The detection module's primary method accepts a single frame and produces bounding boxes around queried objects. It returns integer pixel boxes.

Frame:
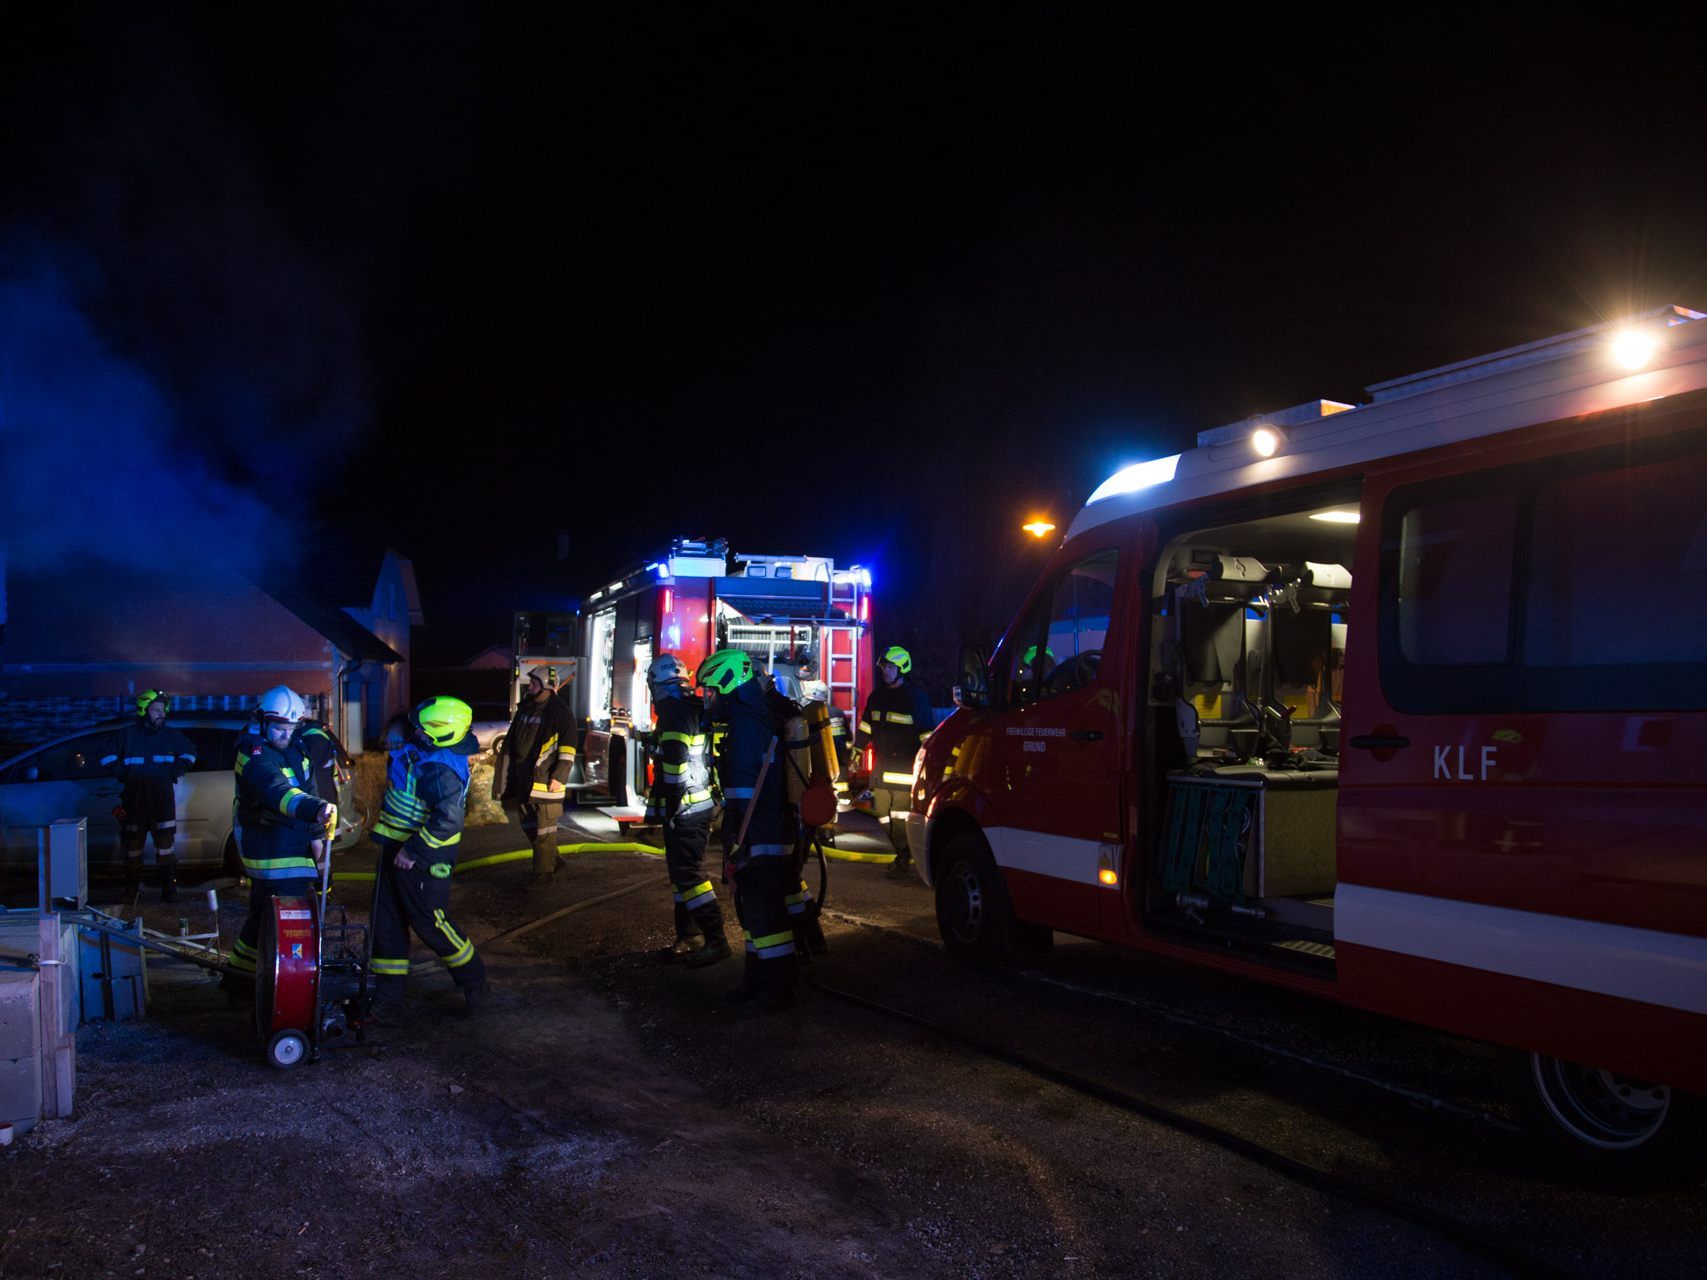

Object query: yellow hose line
[822,848,897,864]
[332,839,665,883]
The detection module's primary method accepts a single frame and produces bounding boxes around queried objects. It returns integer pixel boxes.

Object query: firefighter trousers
[228,875,315,980]
[734,854,797,997]
[370,855,486,993]
[508,800,563,876]
[120,777,178,854]
[869,784,912,863]
[664,811,722,941]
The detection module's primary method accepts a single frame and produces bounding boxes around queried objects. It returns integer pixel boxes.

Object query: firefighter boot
[368,978,406,1026]
[685,932,732,968]
[159,855,179,903]
[462,979,494,1017]
[666,902,702,959]
[743,955,799,1015]
[122,855,143,900]
[802,908,829,957]
[726,952,760,1003]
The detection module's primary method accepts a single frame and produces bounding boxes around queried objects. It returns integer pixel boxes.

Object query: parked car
[0,715,361,876]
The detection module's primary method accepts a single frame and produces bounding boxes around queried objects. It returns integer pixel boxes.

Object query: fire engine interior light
[860,596,870,623]
[1308,509,1361,524]
[1250,426,1285,457]
[1098,868,1119,886]
[662,587,673,615]
[1610,327,1660,371]
[1097,847,1118,886]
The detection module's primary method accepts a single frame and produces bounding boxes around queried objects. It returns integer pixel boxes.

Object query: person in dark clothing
[494,667,579,881]
[225,686,333,984]
[370,696,490,1017]
[853,645,933,879]
[698,648,797,1012]
[100,689,197,901]
[644,654,729,965]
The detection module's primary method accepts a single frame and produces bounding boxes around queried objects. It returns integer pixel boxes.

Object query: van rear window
[1380,423,1707,712]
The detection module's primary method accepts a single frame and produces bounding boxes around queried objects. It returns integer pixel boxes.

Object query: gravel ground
[0,816,1701,1278]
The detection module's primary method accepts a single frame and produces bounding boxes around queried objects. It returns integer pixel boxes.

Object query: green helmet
[413,695,473,747]
[881,645,912,675]
[135,688,168,716]
[696,649,753,695]
[1023,644,1055,666]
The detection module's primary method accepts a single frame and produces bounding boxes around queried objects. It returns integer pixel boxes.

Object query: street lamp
[1022,519,1056,539]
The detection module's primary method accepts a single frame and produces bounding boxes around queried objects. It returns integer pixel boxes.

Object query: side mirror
[953,643,991,710]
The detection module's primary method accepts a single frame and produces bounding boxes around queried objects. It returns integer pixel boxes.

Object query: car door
[0,730,126,871]
[985,545,1132,938]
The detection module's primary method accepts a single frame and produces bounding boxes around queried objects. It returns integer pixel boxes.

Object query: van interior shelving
[1142,493,1362,973]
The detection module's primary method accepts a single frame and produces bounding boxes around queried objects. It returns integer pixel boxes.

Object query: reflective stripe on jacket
[646,691,715,820]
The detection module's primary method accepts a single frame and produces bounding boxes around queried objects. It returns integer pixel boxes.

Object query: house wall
[343,552,413,737]
[0,561,336,750]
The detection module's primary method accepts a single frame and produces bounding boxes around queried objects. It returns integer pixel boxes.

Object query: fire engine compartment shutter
[717,593,850,623]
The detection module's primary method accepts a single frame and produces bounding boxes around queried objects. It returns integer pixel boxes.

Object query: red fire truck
[912,307,1707,1178]
[573,537,874,812]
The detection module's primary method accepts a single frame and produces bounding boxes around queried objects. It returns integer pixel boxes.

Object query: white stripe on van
[985,828,1103,887]
[1335,883,1707,1016]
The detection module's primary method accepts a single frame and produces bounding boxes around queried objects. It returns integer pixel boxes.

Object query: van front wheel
[934,832,1013,967]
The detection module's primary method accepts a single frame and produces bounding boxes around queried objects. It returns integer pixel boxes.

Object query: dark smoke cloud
[0,14,371,581]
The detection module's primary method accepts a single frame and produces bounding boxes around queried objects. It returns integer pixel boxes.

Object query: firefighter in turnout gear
[699,648,798,1012]
[644,654,729,965]
[101,689,197,901]
[854,645,933,879]
[226,687,333,985]
[370,696,490,1017]
[495,666,579,880]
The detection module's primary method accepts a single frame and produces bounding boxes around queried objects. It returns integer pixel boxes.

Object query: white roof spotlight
[1609,325,1662,372]
[1250,424,1287,457]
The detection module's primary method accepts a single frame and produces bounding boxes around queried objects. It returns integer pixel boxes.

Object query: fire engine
[912,307,1707,1178]
[571,537,874,814]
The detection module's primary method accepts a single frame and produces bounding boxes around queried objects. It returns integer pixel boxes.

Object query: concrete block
[0,1054,41,1129]
[0,969,39,1057]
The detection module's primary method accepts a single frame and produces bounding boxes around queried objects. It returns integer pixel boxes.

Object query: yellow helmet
[412,695,473,747]
[135,688,169,716]
[881,646,912,676]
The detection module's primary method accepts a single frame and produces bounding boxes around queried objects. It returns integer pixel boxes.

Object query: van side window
[1009,549,1120,704]
[1380,426,1707,712]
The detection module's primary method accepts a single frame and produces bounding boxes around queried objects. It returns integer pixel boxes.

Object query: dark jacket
[101,720,196,788]
[715,679,792,858]
[233,731,325,879]
[375,732,479,874]
[494,692,578,804]
[645,691,715,822]
[854,678,934,783]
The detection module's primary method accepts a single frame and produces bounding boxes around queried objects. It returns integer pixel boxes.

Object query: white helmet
[647,653,691,687]
[257,685,308,725]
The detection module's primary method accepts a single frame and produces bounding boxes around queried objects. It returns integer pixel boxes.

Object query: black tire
[1506,1049,1707,1188]
[266,1029,308,1070]
[934,831,1014,967]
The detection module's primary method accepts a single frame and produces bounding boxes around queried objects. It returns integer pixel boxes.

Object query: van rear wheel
[934,832,1013,967]
[1508,1050,1707,1187]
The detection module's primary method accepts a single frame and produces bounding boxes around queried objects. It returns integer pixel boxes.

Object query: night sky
[3,8,1705,690]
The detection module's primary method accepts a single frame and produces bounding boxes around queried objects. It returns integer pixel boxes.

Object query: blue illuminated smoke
[0,250,291,576]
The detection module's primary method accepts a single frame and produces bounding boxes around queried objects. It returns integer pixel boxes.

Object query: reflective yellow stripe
[660,731,706,746]
[373,819,415,842]
[371,957,410,976]
[886,712,914,724]
[420,828,461,850]
[232,938,258,960]
[557,748,576,760]
[227,951,256,973]
[540,734,559,758]
[858,721,872,734]
[684,789,713,805]
[881,771,916,786]
[750,930,793,950]
[278,787,310,816]
[662,761,687,775]
[434,910,476,967]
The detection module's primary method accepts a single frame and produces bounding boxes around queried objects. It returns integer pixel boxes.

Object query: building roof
[252,577,404,664]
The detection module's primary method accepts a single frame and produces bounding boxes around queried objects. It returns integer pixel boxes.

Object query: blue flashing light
[1086,454,1181,504]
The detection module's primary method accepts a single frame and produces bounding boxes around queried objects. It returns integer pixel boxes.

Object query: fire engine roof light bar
[1086,454,1181,505]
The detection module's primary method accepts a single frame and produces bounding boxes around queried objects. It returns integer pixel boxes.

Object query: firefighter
[853,645,934,880]
[495,666,579,881]
[698,648,797,1011]
[644,654,729,965]
[225,687,333,986]
[100,690,197,901]
[369,696,490,1017]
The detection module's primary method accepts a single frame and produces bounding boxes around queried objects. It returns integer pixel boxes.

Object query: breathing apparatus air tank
[803,700,841,783]
[782,713,813,806]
